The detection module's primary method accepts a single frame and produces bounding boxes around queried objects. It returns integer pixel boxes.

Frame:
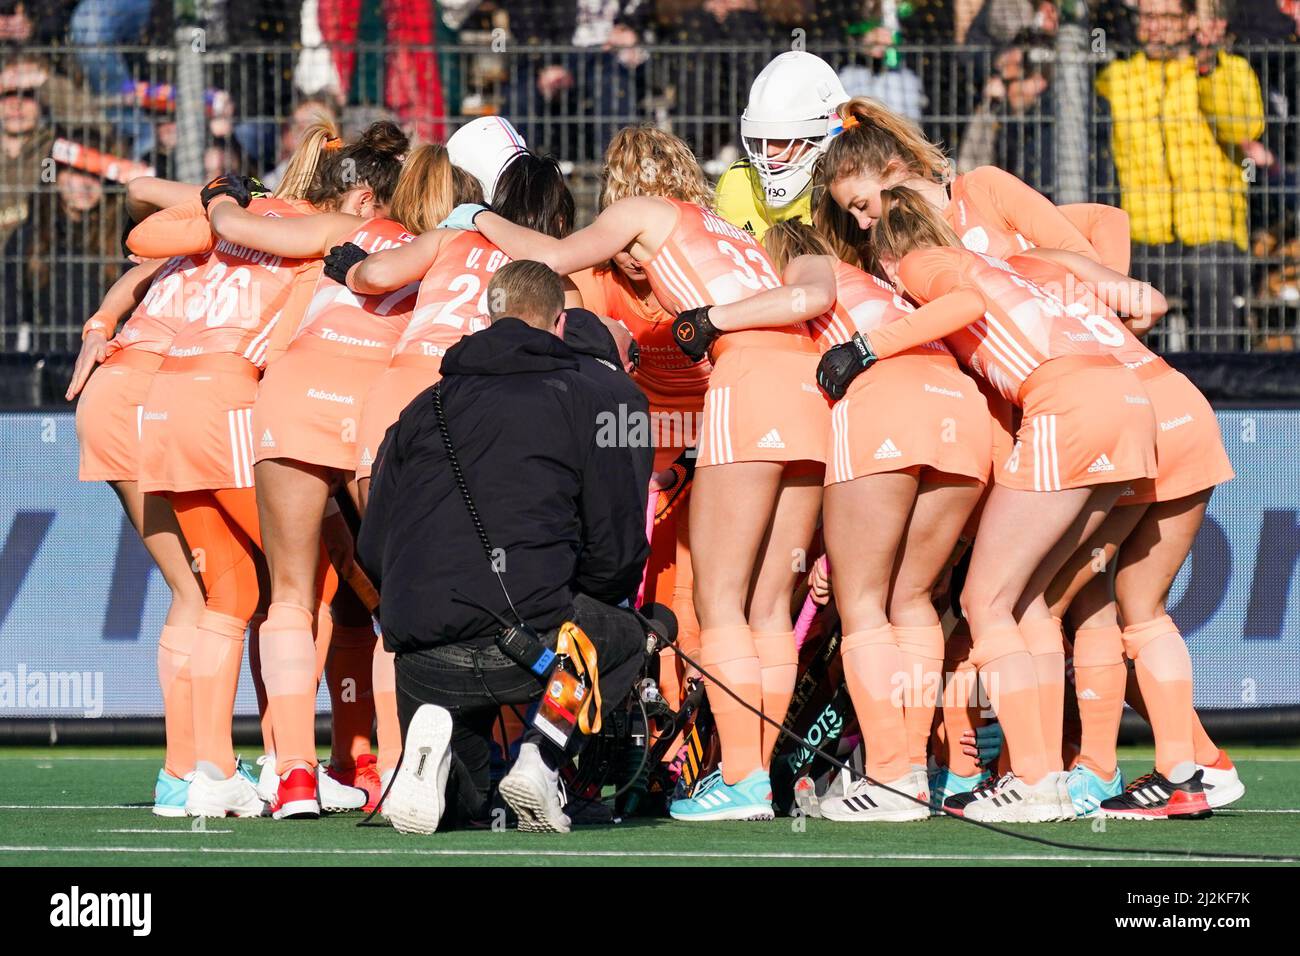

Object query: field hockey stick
[794,556,829,650]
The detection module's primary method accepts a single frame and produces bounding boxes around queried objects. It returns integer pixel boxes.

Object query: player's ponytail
[822,97,949,188]
[273,115,342,201]
[761,219,837,273]
[872,185,963,264]
[388,143,483,234]
[309,119,409,210]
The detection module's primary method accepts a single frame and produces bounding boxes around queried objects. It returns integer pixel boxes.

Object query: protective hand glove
[437,203,489,230]
[816,331,877,400]
[242,175,271,200]
[323,242,369,286]
[672,306,718,363]
[201,173,251,211]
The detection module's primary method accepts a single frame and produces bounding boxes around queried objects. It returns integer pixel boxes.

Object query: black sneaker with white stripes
[1099,768,1212,820]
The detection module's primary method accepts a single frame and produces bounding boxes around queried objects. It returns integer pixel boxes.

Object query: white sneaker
[255,754,278,804]
[185,770,265,818]
[1198,755,1246,809]
[384,705,453,835]
[500,742,571,833]
[820,773,929,823]
[962,772,1070,823]
[377,768,395,816]
[317,765,368,812]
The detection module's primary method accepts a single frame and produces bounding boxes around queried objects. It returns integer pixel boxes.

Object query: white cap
[446,116,528,203]
[741,52,850,210]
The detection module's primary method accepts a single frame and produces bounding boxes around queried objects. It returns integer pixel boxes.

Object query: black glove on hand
[672,306,718,363]
[242,175,271,200]
[817,332,878,400]
[323,242,369,286]
[201,174,251,211]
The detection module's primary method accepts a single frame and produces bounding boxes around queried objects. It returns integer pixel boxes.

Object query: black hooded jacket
[357,318,650,653]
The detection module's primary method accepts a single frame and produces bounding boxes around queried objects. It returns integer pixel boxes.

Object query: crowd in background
[0,0,1298,353]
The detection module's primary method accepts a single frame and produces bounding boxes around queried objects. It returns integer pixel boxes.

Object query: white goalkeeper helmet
[741,51,850,210]
[446,116,527,203]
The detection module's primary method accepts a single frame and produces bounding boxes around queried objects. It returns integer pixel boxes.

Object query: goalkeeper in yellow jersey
[715,51,850,239]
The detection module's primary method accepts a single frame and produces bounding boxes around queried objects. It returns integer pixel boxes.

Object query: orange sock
[314,601,333,683]
[247,614,275,756]
[752,630,797,769]
[699,625,763,784]
[942,623,983,778]
[1123,615,1194,777]
[971,623,1050,784]
[190,610,247,778]
[895,624,944,768]
[1192,713,1221,766]
[261,602,319,775]
[1022,616,1066,773]
[327,623,377,769]
[1072,624,1126,779]
[841,624,911,783]
[372,639,401,774]
[157,623,196,778]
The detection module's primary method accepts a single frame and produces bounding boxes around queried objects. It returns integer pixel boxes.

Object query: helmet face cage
[742,132,829,210]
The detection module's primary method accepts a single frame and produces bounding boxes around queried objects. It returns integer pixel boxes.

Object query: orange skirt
[76,348,164,481]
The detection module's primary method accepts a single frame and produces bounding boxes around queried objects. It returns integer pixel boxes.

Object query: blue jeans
[71,0,156,156]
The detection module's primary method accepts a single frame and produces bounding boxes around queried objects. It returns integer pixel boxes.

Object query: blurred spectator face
[0,3,33,42]
[1033,1,1059,34]
[1138,0,1195,57]
[57,168,103,216]
[1,60,45,137]
[283,101,335,157]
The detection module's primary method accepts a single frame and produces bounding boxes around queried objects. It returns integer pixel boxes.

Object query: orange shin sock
[1072,624,1126,779]
[895,624,944,769]
[1192,713,1221,766]
[699,626,763,784]
[372,640,401,775]
[971,624,1050,784]
[190,610,248,778]
[314,602,333,683]
[327,623,377,769]
[752,631,797,769]
[261,602,320,775]
[1124,615,1195,777]
[841,625,912,783]
[247,614,275,756]
[942,624,983,778]
[1022,617,1066,773]
[157,623,197,778]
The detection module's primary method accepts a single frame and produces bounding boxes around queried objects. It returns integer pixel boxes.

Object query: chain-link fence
[1,38,1297,354]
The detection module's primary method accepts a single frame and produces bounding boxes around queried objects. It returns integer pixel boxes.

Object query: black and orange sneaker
[1099,768,1212,820]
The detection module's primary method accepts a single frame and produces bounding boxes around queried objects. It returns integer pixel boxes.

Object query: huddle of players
[69,49,1244,826]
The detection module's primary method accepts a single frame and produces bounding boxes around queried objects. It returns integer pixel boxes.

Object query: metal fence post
[1054,13,1091,205]
[173,1,206,184]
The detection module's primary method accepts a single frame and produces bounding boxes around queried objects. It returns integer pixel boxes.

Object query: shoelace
[1125,770,1159,794]
[976,772,1015,797]
[691,768,724,797]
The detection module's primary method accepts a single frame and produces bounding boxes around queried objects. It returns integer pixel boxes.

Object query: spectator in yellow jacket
[1096,0,1265,350]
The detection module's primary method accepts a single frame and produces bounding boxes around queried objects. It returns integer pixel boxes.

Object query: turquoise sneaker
[1067,764,1123,817]
[669,767,775,822]
[928,766,990,814]
[235,756,260,789]
[152,768,191,818]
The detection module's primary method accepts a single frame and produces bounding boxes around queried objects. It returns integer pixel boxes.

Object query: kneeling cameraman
[358,261,651,833]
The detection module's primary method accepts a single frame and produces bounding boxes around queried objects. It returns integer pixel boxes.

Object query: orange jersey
[946,167,1100,263]
[810,260,951,358]
[898,246,1121,403]
[163,198,319,369]
[293,219,419,356]
[391,231,509,363]
[103,254,205,359]
[598,267,712,400]
[639,198,813,354]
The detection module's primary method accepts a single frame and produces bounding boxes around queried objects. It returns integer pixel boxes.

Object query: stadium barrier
[0,39,1296,355]
[1,408,1297,742]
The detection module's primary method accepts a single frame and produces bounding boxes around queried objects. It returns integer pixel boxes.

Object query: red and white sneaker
[270,767,321,820]
[1198,750,1246,809]
[327,755,382,813]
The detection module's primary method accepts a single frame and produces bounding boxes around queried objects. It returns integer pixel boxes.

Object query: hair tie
[841,113,859,131]
[323,136,344,151]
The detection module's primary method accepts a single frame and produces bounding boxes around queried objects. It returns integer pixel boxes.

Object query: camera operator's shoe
[384,705,454,835]
[668,767,775,822]
[1066,764,1123,818]
[500,742,572,834]
[820,772,929,823]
